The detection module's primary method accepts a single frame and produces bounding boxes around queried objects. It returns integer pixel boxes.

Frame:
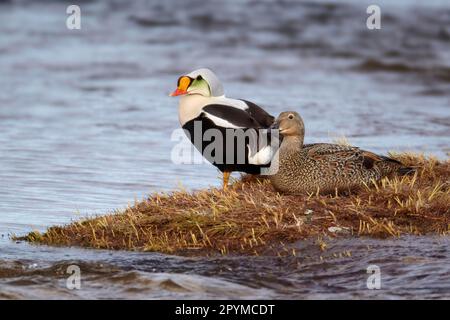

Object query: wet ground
[0,0,449,299]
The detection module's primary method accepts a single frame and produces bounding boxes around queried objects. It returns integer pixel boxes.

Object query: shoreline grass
[19,153,449,256]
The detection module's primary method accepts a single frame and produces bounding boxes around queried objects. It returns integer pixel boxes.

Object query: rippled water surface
[0,0,449,299]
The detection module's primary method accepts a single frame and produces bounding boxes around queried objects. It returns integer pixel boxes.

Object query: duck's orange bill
[170,88,188,96]
[170,76,191,96]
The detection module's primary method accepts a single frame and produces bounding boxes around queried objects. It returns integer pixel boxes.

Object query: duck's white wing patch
[202,104,261,129]
[246,130,274,165]
[178,95,249,127]
[203,112,245,129]
[247,145,274,165]
[213,97,249,111]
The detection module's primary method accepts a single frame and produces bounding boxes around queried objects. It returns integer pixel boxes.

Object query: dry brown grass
[19,153,449,256]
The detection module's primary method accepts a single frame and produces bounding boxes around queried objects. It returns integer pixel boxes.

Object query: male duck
[170,68,276,188]
[269,111,414,194]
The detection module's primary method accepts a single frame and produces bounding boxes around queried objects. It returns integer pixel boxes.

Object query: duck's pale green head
[170,68,224,97]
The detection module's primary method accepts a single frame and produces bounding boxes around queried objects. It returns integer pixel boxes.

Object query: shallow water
[1,236,449,299]
[0,0,449,299]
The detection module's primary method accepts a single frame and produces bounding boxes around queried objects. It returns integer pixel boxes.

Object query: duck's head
[170,68,224,98]
[271,111,305,137]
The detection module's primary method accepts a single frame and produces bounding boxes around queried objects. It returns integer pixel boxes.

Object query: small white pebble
[328,226,343,233]
[304,209,313,215]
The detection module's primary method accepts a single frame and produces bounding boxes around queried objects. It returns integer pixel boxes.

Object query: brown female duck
[269,111,414,194]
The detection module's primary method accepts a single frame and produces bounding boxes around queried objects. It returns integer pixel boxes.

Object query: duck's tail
[377,155,416,176]
[397,166,416,176]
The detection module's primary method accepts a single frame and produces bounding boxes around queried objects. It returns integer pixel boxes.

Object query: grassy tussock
[20,153,449,256]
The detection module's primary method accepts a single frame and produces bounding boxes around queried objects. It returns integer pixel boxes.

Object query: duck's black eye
[196,75,202,80]
[288,114,294,120]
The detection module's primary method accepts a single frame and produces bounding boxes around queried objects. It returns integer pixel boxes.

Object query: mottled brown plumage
[269,112,413,194]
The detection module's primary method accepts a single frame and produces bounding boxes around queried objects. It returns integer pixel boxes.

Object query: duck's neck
[280,135,304,152]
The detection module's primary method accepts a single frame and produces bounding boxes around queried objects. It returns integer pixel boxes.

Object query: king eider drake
[170,68,276,188]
